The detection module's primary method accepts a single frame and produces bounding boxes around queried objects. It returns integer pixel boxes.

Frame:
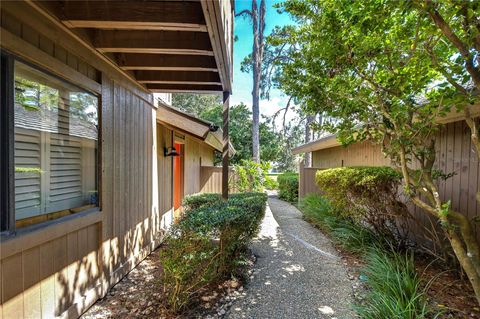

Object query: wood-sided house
[293,107,480,245]
[0,1,234,318]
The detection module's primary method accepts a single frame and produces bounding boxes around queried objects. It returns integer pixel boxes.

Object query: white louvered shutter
[48,133,83,212]
[14,128,42,219]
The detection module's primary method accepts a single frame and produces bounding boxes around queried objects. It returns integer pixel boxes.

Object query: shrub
[299,194,381,253]
[160,192,267,312]
[356,248,434,319]
[160,230,218,312]
[231,160,270,192]
[316,166,410,244]
[277,172,298,203]
[298,194,437,318]
[182,193,219,211]
[264,176,278,190]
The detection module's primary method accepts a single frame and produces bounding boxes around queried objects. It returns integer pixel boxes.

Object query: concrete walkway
[225,196,355,319]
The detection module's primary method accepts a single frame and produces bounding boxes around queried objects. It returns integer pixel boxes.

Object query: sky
[232,0,295,124]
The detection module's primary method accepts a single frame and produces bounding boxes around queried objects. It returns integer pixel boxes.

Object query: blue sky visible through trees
[233,0,294,125]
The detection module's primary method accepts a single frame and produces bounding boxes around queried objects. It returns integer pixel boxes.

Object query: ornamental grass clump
[356,248,434,319]
[160,192,267,313]
[316,166,411,245]
[299,194,438,318]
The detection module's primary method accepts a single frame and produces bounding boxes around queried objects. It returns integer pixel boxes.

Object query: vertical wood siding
[0,4,220,317]
[200,166,224,193]
[184,136,215,197]
[0,7,164,318]
[301,121,479,244]
[156,124,174,230]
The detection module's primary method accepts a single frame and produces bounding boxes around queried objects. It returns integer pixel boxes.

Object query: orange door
[173,143,183,209]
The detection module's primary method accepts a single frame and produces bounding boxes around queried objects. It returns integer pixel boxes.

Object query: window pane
[14,61,98,221]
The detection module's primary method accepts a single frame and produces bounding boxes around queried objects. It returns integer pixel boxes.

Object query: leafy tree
[171,93,222,116]
[171,94,285,166]
[413,0,480,201]
[271,0,480,303]
[205,103,283,165]
[15,77,59,111]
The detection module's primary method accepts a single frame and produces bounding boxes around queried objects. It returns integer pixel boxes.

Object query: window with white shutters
[13,61,98,222]
[14,128,42,220]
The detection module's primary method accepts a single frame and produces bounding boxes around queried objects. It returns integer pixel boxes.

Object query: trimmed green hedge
[182,193,219,211]
[278,172,298,203]
[315,166,409,243]
[160,192,267,312]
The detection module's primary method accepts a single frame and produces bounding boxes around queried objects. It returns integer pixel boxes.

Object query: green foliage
[299,194,437,318]
[232,159,270,192]
[277,172,298,203]
[180,193,267,235]
[264,176,278,190]
[356,248,434,319]
[171,94,296,168]
[182,193,220,211]
[271,0,480,302]
[159,230,219,312]
[171,93,222,118]
[299,194,381,253]
[316,167,409,243]
[160,192,267,313]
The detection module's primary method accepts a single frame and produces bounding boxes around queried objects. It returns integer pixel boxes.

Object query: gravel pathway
[225,196,356,319]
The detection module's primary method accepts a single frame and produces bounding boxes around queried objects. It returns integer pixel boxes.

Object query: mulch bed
[416,255,480,319]
[81,247,252,319]
[334,242,480,319]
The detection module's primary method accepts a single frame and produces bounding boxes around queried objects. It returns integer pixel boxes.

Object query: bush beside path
[225,195,355,319]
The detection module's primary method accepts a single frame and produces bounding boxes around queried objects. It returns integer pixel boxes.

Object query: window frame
[0,50,101,233]
[1,52,15,233]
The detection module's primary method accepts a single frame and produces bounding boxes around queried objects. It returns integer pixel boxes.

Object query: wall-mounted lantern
[164,146,180,157]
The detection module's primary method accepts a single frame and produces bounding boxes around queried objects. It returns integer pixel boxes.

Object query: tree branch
[235,9,253,19]
[425,0,480,89]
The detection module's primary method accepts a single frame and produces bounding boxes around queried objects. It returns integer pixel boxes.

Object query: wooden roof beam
[147,84,223,93]
[93,30,214,56]
[134,70,221,85]
[116,53,218,72]
[60,1,207,32]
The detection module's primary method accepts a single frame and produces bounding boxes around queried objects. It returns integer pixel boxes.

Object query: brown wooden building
[0,1,234,318]
[294,107,480,245]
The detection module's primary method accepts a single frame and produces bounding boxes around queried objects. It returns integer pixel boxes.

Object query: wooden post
[299,160,305,199]
[222,91,230,200]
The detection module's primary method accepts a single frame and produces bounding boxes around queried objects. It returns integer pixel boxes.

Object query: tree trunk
[250,0,265,164]
[398,145,480,305]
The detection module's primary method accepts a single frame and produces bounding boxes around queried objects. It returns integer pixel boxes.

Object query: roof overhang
[292,135,339,155]
[156,102,235,155]
[293,104,480,154]
[30,0,233,94]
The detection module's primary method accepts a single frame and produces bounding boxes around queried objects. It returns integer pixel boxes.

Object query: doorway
[173,142,184,210]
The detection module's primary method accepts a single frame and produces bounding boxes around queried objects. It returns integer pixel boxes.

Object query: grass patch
[356,248,435,319]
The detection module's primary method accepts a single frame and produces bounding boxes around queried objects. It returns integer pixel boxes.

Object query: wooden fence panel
[199,166,237,194]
